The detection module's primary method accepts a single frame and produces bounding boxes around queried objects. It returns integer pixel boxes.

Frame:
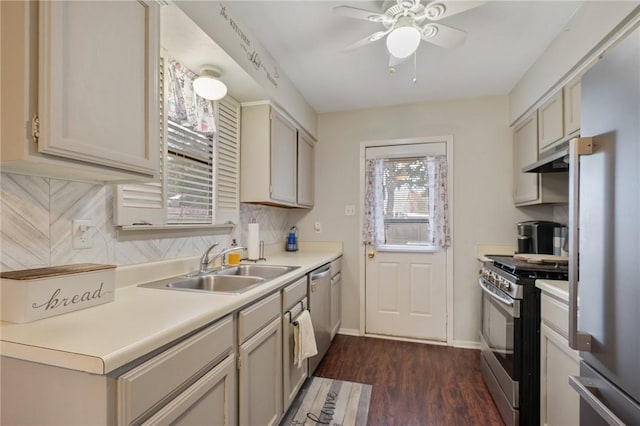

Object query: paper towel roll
[247,223,260,260]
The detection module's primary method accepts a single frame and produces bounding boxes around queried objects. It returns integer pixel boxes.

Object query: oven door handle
[478,278,513,307]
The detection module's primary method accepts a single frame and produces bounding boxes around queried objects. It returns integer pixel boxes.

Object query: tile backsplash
[0,173,295,272]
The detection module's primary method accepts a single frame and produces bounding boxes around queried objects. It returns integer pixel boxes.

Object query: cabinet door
[563,76,581,137]
[141,354,237,426]
[270,110,298,204]
[540,324,580,426]
[538,91,564,154]
[296,132,315,207]
[38,1,159,176]
[239,317,283,426]
[513,113,540,205]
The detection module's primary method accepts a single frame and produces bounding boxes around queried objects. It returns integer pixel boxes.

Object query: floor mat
[280,376,372,426]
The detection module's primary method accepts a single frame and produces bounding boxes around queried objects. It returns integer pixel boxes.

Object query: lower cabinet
[539,290,580,426]
[238,292,283,426]
[141,354,236,426]
[117,315,235,425]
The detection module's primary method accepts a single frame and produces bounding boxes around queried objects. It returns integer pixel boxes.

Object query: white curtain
[362,159,385,246]
[427,155,450,249]
[166,60,216,134]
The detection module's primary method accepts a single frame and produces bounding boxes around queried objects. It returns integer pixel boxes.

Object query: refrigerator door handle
[569,376,626,426]
[568,137,594,351]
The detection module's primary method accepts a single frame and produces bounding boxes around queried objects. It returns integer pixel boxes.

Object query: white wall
[509,2,639,124]
[293,96,553,346]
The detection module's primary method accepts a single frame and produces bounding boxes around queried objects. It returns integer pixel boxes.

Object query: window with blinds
[382,156,430,245]
[114,57,241,227]
[166,122,214,223]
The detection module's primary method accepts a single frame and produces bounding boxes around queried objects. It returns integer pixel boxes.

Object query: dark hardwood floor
[313,334,504,426]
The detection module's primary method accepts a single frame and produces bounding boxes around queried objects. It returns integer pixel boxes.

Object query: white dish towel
[294,309,318,368]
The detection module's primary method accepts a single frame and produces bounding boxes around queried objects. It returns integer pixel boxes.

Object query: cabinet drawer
[238,292,281,343]
[330,257,342,277]
[282,276,307,311]
[541,293,569,338]
[117,315,233,425]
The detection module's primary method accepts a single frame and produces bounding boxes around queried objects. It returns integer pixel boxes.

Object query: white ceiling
[165,1,584,114]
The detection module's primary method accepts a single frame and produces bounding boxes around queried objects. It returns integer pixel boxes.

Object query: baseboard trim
[453,340,481,350]
[336,328,360,337]
[336,331,481,350]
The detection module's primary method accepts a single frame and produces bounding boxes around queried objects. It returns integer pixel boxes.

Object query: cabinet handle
[367,250,375,259]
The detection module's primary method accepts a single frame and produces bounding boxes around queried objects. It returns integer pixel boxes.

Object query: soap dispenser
[286,227,298,252]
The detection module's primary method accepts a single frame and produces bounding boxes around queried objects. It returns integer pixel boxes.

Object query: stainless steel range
[479,255,568,426]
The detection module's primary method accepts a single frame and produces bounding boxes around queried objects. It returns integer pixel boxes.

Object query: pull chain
[413,51,417,83]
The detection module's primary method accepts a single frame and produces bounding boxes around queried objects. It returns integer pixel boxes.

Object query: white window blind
[215,96,241,224]
[114,56,166,226]
[166,121,214,223]
[114,56,241,228]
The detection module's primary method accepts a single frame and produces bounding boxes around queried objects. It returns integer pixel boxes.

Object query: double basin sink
[140,264,299,295]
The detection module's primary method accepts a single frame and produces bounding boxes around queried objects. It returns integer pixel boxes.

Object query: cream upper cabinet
[538,76,582,155]
[241,103,314,208]
[537,91,564,153]
[513,112,540,205]
[513,112,569,206]
[563,75,582,137]
[270,110,298,204]
[0,0,159,183]
[297,131,315,207]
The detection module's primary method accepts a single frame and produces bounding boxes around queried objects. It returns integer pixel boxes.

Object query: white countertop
[0,246,341,375]
[536,279,569,302]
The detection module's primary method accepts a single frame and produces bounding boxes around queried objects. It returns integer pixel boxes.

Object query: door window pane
[382,157,430,245]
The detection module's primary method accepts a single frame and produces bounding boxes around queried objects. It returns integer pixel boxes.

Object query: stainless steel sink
[140,274,265,294]
[139,264,299,294]
[215,264,299,279]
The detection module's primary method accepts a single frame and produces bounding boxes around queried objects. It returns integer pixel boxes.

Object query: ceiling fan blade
[333,5,389,24]
[421,23,466,48]
[420,1,487,21]
[342,29,391,51]
[389,54,409,68]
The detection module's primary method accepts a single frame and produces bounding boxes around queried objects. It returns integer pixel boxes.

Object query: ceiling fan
[334,0,486,67]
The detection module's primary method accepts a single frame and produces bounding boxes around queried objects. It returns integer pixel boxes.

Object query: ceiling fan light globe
[386,26,421,59]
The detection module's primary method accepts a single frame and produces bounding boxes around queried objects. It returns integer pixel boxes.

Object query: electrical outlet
[345,205,356,216]
[314,221,322,233]
[72,219,92,249]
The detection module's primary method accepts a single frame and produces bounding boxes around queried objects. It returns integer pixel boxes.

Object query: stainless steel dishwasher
[308,263,331,374]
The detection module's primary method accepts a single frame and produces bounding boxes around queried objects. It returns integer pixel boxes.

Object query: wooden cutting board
[514,254,569,264]
[0,263,116,280]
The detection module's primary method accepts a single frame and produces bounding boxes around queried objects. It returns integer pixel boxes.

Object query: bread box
[1,263,116,323]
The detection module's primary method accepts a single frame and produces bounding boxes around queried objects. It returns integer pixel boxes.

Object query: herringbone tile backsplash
[1,173,293,272]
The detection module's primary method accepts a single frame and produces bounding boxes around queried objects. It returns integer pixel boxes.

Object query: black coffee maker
[517,221,561,254]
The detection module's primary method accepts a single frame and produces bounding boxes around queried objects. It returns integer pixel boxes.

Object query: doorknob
[368,250,375,259]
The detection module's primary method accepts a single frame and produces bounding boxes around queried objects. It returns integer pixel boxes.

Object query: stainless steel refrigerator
[567,23,640,425]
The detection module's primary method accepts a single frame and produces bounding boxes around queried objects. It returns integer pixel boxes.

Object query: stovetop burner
[486,255,568,278]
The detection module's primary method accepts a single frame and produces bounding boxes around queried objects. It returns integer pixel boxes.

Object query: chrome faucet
[199,242,220,273]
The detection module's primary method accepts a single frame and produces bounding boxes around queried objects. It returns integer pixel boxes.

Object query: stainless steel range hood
[522,139,572,173]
